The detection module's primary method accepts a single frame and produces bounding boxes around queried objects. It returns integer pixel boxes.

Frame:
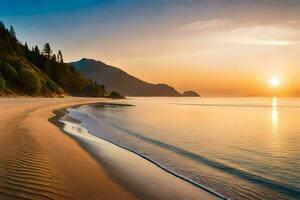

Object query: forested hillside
[0,21,107,97]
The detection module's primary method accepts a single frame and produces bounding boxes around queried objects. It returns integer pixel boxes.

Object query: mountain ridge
[70,58,182,97]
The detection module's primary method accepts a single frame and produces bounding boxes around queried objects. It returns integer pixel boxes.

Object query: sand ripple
[0,105,72,200]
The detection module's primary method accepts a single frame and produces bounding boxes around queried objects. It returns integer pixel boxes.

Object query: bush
[7,57,24,71]
[0,76,6,90]
[46,79,59,92]
[0,60,17,81]
[17,69,41,95]
[110,91,124,99]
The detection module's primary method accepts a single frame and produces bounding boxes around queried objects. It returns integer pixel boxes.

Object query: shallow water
[68,97,300,200]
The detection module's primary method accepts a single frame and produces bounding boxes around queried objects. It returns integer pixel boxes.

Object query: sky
[1,0,300,96]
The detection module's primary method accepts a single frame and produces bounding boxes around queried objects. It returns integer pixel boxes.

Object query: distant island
[71,58,200,97]
[182,90,201,97]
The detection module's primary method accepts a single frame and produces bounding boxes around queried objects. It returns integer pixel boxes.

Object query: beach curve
[55,103,220,200]
[0,97,137,200]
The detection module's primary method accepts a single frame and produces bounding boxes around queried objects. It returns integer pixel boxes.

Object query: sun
[269,77,280,87]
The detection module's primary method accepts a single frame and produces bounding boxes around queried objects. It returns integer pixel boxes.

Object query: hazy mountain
[70,58,181,96]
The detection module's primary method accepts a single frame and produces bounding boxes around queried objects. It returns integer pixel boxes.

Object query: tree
[52,54,56,62]
[24,42,29,50]
[9,25,16,38]
[34,45,40,54]
[0,21,5,30]
[43,43,52,57]
[57,50,63,63]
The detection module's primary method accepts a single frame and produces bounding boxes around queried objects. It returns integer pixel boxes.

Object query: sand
[0,97,219,200]
[0,97,137,200]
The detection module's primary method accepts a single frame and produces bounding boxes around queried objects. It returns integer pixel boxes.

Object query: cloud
[215,25,300,46]
[178,18,233,32]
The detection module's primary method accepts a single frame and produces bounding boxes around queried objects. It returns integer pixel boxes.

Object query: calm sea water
[68,97,300,200]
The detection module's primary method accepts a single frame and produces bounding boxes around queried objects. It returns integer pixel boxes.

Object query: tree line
[0,21,108,97]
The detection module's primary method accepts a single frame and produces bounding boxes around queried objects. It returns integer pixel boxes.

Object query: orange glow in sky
[7,1,300,96]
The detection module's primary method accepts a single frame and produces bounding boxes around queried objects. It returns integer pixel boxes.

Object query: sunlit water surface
[68,97,300,200]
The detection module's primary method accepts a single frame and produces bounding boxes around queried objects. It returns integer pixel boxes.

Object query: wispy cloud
[216,25,299,46]
[178,19,233,32]
[179,19,300,46]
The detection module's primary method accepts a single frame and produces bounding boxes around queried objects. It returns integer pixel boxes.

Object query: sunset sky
[1,0,300,96]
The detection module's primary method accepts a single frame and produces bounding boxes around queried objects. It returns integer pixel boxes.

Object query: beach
[0,97,217,200]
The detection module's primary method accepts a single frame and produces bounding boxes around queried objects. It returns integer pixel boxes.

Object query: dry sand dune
[0,98,137,200]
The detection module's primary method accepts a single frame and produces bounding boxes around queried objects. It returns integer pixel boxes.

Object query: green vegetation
[0,76,6,90]
[110,91,124,99]
[0,21,108,97]
[17,69,41,95]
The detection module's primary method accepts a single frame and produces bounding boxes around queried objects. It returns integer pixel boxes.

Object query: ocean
[64,97,300,200]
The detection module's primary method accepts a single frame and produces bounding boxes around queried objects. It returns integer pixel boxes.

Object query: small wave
[104,139,229,200]
[67,107,300,199]
[112,125,300,199]
[66,109,228,200]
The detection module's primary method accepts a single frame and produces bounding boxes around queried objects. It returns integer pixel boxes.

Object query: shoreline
[0,97,137,200]
[53,102,221,200]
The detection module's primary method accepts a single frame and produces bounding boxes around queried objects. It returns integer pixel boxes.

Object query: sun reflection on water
[271,97,278,129]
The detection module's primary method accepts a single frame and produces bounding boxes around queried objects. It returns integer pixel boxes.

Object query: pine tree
[9,25,16,38]
[23,42,30,58]
[34,45,40,54]
[57,50,63,63]
[24,42,29,50]
[0,21,5,30]
[43,43,52,57]
[52,54,56,62]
